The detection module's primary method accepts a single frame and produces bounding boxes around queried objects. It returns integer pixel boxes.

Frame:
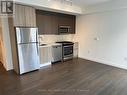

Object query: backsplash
[38,34,75,44]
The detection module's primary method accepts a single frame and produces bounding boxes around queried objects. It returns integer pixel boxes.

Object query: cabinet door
[51,14,59,34]
[36,13,58,35]
[73,42,78,58]
[25,6,36,27]
[39,47,52,65]
[37,14,52,34]
[14,4,25,26]
[58,15,70,26]
[14,4,36,27]
[70,16,76,34]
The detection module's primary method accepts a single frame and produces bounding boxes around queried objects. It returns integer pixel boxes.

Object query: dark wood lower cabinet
[36,10,76,35]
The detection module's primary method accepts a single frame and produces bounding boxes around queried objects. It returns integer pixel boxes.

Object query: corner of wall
[1,17,13,71]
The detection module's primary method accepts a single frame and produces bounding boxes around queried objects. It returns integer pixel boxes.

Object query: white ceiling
[72,0,111,6]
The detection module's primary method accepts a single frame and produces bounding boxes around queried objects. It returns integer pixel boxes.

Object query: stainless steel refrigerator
[15,27,40,74]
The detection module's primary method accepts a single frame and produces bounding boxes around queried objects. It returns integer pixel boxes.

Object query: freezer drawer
[17,43,40,74]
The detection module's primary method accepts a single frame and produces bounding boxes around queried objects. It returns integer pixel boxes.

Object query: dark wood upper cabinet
[58,14,76,34]
[36,10,59,34]
[36,10,76,35]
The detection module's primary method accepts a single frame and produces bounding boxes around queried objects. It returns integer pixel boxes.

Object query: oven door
[63,45,73,58]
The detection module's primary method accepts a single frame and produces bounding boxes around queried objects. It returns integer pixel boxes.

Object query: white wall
[1,18,13,70]
[83,0,127,14]
[75,9,127,70]
[0,18,3,64]
[0,37,2,64]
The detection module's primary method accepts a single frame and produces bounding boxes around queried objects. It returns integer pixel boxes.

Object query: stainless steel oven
[56,41,74,60]
[63,45,73,60]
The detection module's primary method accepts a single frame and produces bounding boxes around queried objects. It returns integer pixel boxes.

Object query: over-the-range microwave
[59,26,71,34]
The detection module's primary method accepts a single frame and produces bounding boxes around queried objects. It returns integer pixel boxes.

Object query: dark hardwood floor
[1,58,127,95]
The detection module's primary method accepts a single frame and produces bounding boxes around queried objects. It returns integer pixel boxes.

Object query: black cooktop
[56,41,74,46]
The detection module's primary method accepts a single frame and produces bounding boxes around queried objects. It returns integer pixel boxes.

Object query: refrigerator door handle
[36,29,39,55]
[20,28,23,43]
[36,29,38,43]
[36,43,39,55]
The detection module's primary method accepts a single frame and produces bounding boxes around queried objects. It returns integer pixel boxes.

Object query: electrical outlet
[94,37,100,41]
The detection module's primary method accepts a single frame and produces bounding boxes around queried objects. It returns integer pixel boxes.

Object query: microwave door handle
[63,45,73,48]
[68,27,70,33]
[68,28,70,33]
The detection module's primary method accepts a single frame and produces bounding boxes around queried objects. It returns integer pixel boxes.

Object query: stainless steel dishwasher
[51,44,62,63]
